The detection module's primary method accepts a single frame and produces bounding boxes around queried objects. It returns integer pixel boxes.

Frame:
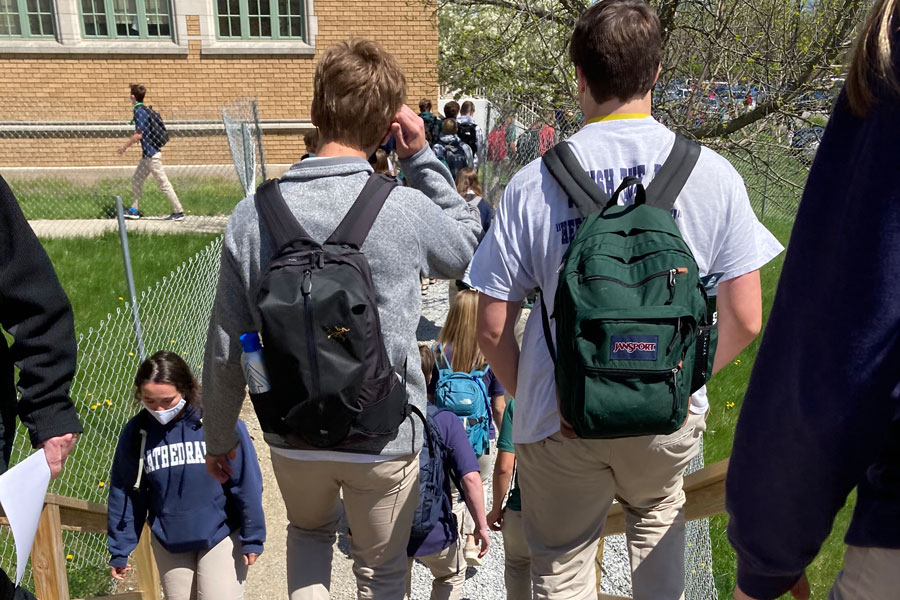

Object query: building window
[216,0,304,40]
[0,0,55,37]
[81,0,172,38]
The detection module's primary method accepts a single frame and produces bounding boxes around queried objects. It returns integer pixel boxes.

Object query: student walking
[466,1,782,598]
[107,351,265,600]
[118,84,184,221]
[727,1,900,599]
[202,38,481,599]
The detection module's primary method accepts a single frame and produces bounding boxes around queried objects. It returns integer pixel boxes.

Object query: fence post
[116,197,146,362]
[251,98,268,181]
[31,503,69,600]
[241,123,254,195]
[134,524,161,600]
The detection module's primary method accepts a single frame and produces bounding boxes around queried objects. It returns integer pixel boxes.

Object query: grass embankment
[12,177,244,220]
[705,217,853,599]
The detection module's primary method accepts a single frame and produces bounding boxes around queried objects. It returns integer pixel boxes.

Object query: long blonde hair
[438,289,485,372]
[847,0,900,116]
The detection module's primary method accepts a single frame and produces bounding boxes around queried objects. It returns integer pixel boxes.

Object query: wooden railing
[596,458,729,600]
[0,494,160,600]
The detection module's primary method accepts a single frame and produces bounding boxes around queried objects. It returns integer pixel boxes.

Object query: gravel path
[240,279,713,599]
[29,215,228,238]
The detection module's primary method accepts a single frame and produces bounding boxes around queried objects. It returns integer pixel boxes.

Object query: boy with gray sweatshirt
[201,38,482,599]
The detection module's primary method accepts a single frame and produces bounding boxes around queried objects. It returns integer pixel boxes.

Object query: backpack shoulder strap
[645,134,701,212]
[542,142,610,218]
[254,179,314,251]
[326,173,398,249]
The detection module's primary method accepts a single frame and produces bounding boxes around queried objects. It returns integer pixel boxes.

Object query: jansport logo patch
[610,335,659,361]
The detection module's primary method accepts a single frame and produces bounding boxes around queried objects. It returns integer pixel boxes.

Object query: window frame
[0,0,57,38]
[79,0,174,40]
[214,0,305,41]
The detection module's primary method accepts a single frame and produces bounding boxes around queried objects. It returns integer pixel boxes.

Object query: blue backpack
[433,345,491,458]
[408,404,461,554]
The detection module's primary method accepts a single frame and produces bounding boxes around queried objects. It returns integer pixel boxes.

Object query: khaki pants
[150,531,246,600]
[270,451,419,600]
[132,152,183,213]
[502,509,532,599]
[829,545,900,600]
[406,537,466,600]
[516,411,706,600]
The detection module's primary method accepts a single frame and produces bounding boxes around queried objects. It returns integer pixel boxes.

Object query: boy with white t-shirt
[465,1,783,598]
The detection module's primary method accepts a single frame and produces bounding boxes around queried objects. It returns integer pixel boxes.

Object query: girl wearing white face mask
[106,351,265,600]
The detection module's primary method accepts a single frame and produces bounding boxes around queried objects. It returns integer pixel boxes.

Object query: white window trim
[199,0,317,55]
[0,0,187,53]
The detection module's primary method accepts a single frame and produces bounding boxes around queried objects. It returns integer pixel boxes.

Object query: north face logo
[613,341,657,353]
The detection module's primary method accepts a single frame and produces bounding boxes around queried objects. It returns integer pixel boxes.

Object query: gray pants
[829,545,900,600]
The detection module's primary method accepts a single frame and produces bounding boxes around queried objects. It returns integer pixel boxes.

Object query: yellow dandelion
[118,296,124,301]
[105,399,113,406]
[88,393,92,397]
[66,553,73,560]
[171,340,176,344]
[129,352,134,357]
[91,404,98,410]
[98,481,105,488]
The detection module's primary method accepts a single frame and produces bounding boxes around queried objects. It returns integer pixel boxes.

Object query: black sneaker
[164,212,185,221]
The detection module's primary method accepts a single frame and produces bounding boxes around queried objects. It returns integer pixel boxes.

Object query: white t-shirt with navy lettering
[465,116,783,445]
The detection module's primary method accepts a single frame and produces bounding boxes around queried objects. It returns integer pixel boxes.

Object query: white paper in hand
[0,449,52,584]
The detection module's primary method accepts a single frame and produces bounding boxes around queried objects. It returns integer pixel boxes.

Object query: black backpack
[407,404,462,554]
[442,141,469,181]
[457,121,478,157]
[143,105,169,148]
[251,174,410,448]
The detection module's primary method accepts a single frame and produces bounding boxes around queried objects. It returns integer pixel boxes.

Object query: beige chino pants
[406,537,467,600]
[270,451,419,600]
[829,545,900,600]
[150,530,247,600]
[502,508,533,599]
[516,411,706,600]
[132,152,183,213]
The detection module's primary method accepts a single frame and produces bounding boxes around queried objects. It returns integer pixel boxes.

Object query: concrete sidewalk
[29,215,229,238]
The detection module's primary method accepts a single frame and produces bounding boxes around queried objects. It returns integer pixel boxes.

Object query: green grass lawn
[9,176,245,220]
[705,217,854,599]
[42,232,221,334]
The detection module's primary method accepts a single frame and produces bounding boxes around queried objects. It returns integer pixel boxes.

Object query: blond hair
[847,0,900,116]
[438,289,485,372]
[456,168,483,197]
[311,38,407,151]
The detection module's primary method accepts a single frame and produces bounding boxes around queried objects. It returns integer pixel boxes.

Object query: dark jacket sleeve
[725,90,900,598]
[223,420,266,555]
[107,423,148,568]
[0,175,82,448]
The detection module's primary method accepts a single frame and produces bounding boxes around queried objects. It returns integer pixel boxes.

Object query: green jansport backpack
[540,135,717,439]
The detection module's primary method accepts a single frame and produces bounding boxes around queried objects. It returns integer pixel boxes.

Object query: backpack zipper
[584,364,681,391]
[301,268,322,409]
[581,267,688,302]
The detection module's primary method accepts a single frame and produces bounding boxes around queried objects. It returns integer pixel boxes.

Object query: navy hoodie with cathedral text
[107,404,265,567]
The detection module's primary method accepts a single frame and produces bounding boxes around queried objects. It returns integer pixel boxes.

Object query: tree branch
[449,0,576,27]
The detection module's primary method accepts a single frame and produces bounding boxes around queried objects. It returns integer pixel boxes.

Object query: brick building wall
[0,0,439,168]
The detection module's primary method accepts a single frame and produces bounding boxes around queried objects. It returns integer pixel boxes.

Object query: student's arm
[203,240,256,469]
[712,270,762,373]
[117,132,142,155]
[392,105,481,280]
[490,395,506,434]
[222,421,266,564]
[477,295,521,397]
[459,471,490,558]
[487,450,515,530]
[0,177,82,477]
[107,427,148,577]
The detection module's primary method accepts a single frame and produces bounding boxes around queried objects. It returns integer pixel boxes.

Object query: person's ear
[575,66,586,95]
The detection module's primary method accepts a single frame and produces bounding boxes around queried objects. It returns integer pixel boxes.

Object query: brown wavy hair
[133,351,202,409]
[846,0,900,116]
[455,168,483,197]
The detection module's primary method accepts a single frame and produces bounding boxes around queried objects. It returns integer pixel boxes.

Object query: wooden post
[133,524,161,600]
[31,503,69,600]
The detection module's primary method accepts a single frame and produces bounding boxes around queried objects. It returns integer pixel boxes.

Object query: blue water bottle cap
[240,332,262,352]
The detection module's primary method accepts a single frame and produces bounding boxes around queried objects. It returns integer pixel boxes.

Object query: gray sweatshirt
[202,146,481,457]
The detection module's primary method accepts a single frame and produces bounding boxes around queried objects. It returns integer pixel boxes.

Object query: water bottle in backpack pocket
[433,344,491,458]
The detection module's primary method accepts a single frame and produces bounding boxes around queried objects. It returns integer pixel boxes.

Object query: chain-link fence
[479,97,818,226]
[0,236,224,596]
[0,98,265,238]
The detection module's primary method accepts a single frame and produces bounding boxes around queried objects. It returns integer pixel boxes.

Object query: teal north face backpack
[540,135,717,439]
